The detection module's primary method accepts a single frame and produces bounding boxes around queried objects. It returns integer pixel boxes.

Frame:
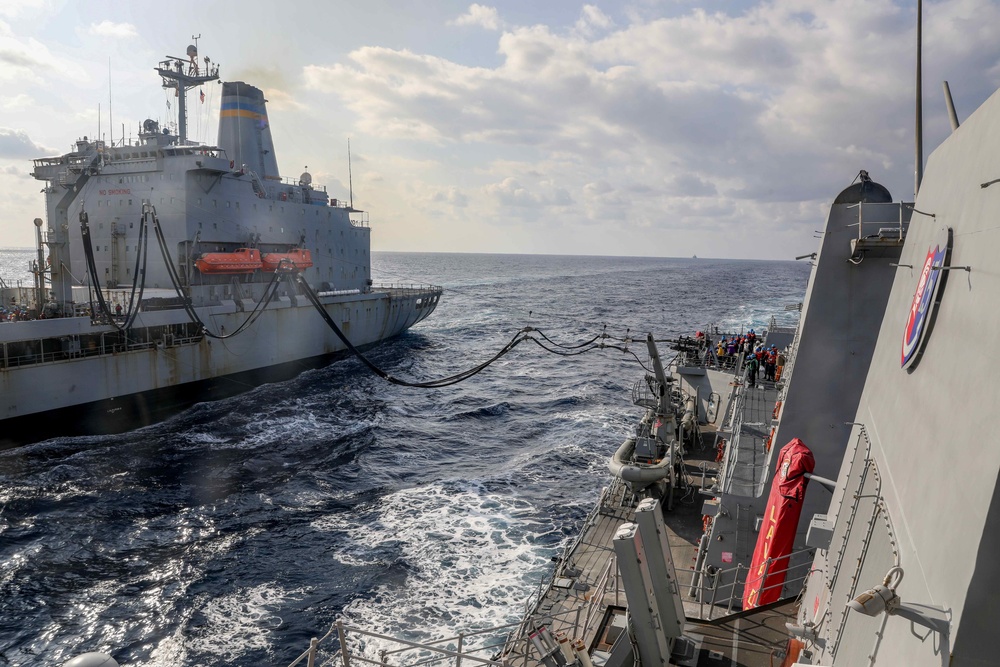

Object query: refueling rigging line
[148,204,288,339]
[88,201,662,387]
[80,209,149,331]
[294,272,650,388]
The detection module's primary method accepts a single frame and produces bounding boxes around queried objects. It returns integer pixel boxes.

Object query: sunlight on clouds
[88,21,138,39]
[0,127,53,158]
[0,0,46,19]
[3,0,1000,256]
[1,93,34,109]
[449,4,500,31]
[0,29,88,83]
[303,0,979,255]
[484,177,572,208]
[575,5,613,36]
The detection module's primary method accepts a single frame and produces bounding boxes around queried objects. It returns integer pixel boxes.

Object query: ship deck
[500,371,796,667]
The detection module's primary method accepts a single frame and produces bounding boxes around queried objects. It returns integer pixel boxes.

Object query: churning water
[0,251,808,666]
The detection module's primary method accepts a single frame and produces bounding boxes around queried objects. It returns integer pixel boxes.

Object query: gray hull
[0,287,439,445]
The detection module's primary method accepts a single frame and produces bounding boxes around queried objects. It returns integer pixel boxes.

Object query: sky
[1,0,999,259]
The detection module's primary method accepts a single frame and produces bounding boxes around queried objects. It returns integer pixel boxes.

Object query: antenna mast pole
[109,58,113,147]
[348,138,354,209]
[915,0,923,197]
[155,36,219,145]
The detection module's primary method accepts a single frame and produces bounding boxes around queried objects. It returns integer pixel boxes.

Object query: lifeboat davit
[195,248,263,274]
[261,248,313,271]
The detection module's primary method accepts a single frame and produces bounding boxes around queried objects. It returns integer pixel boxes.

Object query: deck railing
[679,546,816,621]
[290,544,814,667]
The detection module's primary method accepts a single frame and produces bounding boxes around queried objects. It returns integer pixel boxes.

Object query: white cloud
[484,177,572,208]
[300,0,1000,256]
[575,5,613,36]
[0,128,52,158]
[0,27,88,84]
[88,20,138,39]
[449,4,500,31]
[0,0,46,19]
[430,186,469,208]
[4,0,1000,256]
[2,93,34,109]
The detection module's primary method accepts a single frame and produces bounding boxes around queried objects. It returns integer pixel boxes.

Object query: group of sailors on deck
[692,329,785,384]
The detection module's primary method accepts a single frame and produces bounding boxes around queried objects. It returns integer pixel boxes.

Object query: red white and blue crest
[901,228,952,371]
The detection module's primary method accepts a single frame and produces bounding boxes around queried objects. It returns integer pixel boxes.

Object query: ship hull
[2,346,355,447]
[0,287,440,447]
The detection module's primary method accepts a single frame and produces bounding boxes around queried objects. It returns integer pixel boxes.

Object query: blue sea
[0,250,809,666]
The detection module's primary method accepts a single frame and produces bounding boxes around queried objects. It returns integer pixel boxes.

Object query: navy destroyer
[265,37,992,667]
[266,139,984,667]
[0,43,441,446]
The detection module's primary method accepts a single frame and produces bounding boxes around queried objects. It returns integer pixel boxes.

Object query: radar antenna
[155,39,219,144]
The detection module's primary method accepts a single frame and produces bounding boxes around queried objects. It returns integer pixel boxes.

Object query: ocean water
[0,250,809,666]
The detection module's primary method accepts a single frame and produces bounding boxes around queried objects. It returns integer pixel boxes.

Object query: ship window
[128,199,132,206]
[213,223,218,229]
[105,268,109,274]
[97,201,102,207]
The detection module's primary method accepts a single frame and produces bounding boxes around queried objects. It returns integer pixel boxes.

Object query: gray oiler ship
[0,44,441,447]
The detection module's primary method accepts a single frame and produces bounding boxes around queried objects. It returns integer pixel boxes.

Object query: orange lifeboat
[195,248,263,274]
[261,248,313,271]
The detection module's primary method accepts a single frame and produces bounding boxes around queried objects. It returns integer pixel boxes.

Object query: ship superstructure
[0,43,441,446]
